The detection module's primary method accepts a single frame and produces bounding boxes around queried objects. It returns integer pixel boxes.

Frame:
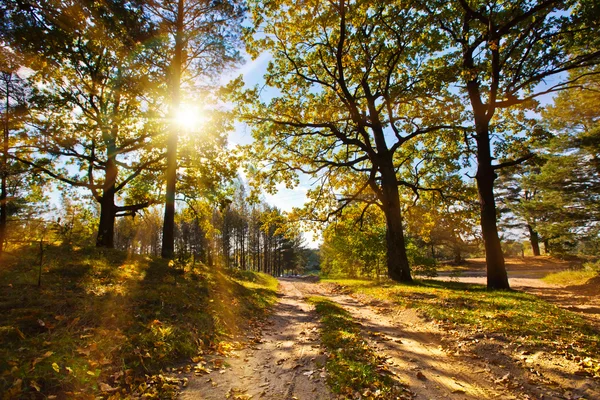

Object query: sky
[223,52,324,248]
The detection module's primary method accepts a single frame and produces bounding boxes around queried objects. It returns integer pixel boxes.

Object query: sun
[174,103,203,130]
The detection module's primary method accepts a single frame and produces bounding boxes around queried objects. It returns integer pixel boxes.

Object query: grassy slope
[542,269,599,285]
[0,245,278,399]
[324,279,600,377]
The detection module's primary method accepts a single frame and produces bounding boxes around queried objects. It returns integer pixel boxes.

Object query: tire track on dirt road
[292,280,515,400]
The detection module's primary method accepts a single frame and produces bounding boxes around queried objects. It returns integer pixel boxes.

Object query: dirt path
[181,278,550,399]
[294,280,518,400]
[180,279,332,400]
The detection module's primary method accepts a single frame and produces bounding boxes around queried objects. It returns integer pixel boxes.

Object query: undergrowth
[0,245,278,399]
[307,296,408,399]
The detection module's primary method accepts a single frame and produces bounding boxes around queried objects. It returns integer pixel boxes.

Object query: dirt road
[181,278,550,399]
[180,279,332,400]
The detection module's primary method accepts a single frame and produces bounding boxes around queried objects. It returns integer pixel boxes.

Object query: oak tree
[239,0,462,281]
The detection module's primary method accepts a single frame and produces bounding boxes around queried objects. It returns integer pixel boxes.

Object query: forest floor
[0,246,279,399]
[180,274,600,400]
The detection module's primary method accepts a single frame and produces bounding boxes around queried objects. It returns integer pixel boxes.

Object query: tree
[1,0,165,248]
[239,0,463,282]
[404,188,479,263]
[320,205,386,278]
[530,68,600,253]
[0,49,28,254]
[142,0,244,259]
[497,157,547,256]
[423,0,600,288]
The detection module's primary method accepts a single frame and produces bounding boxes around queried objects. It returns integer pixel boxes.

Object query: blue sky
[223,52,323,248]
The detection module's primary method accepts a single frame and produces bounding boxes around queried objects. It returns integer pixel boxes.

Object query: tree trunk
[96,146,118,248]
[453,248,462,264]
[0,77,9,254]
[161,0,184,259]
[543,239,550,254]
[475,125,510,289]
[527,224,541,256]
[379,166,412,282]
[96,188,116,248]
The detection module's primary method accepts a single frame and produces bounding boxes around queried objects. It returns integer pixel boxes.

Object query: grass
[0,244,278,399]
[307,296,408,399]
[324,278,600,377]
[542,268,599,286]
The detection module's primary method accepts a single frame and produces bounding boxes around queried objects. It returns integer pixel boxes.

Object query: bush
[406,241,438,277]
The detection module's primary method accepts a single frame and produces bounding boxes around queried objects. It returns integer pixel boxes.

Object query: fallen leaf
[52,363,60,373]
[99,382,117,392]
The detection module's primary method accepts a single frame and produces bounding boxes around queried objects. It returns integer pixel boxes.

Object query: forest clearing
[2,0,600,398]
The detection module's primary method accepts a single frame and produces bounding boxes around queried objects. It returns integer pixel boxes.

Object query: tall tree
[422,0,600,288]
[529,68,600,253]
[2,0,163,248]
[0,48,29,254]
[142,0,244,258]
[239,0,462,282]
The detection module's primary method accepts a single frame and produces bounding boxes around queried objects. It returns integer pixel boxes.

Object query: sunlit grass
[0,245,278,398]
[542,269,598,285]
[324,279,600,365]
[307,296,407,399]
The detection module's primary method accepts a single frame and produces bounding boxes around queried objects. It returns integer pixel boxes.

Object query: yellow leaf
[52,363,60,373]
[86,371,95,376]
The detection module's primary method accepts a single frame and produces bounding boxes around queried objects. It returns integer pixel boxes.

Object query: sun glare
[174,104,203,130]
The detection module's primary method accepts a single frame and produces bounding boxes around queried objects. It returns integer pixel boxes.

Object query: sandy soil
[296,280,510,399]
[179,276,599,400]
[180,279,332,400]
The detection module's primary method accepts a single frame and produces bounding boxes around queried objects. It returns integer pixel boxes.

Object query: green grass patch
[324,278,600,376]
[0,245,278,399]
[307,296,407,399]
[542,269,599,285]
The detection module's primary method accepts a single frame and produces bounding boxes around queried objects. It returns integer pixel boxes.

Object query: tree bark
[475,125,510,289]
[96,143,118,248]
[453,248,463,264]
[527,224,541,256]
[96,186,116,248]
[161,0,184,259]
[0,76,8,254]
[379,165,412,282]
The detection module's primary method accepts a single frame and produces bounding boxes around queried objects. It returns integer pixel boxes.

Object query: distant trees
[498,68,600,255]
[112,183,307,276]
